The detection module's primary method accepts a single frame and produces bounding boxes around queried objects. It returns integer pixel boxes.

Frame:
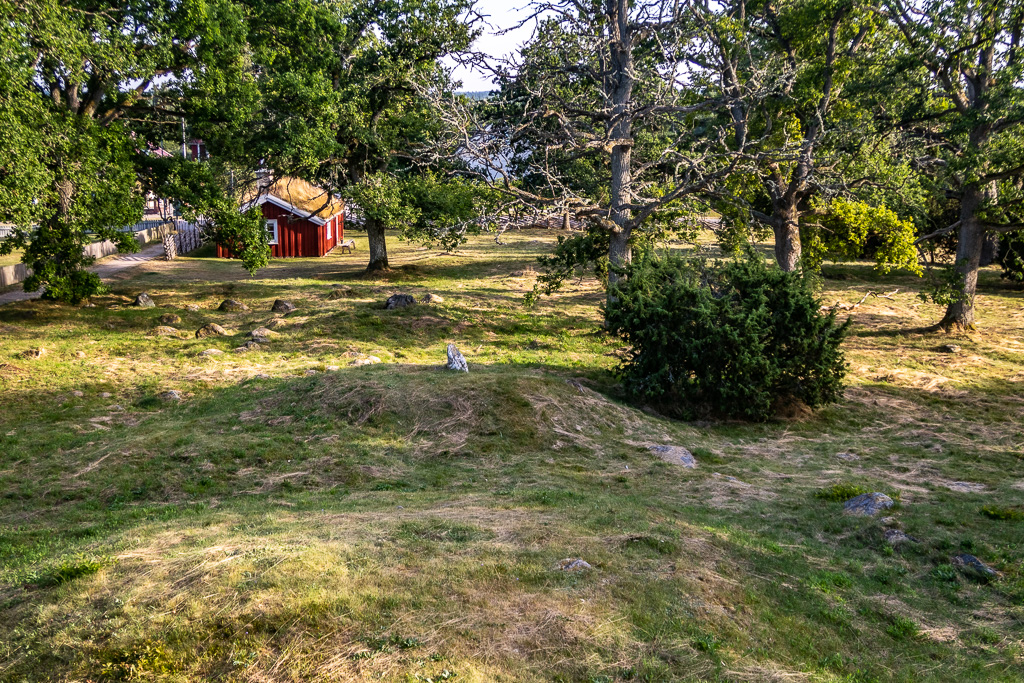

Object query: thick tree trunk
[940,184,986,331]
[605,0,633,296]
[365,215,389,272]
[772,201,801,272]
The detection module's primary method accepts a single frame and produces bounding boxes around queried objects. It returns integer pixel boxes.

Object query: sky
[448,0,536,91]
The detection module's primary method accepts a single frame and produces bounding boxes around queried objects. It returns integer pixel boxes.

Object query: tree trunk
[605,0,634,296]
[940,184,986,331]
[979,231,1000,267]
[772,201,801,272]
[365,215,389,272]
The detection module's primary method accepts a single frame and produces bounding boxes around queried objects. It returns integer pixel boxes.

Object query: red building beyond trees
[218,176,345,259]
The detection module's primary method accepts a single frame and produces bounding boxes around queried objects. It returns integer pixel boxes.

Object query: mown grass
[0,230,1022,681]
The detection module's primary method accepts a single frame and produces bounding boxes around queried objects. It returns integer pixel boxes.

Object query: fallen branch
[820,289,899,312]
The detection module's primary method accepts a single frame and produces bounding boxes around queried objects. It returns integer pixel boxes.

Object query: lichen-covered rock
[185,304,201,312]
[22,347,46,359]
[218,298,249,312]
[159,390,182,402]
[271,299,296,313]
[941,343,962,353]
[446,343,468,372]
[234,341,261,353]
[159,313,181,325]
[883,529,916,546]
[422,293,444,304]
[843,492,895,516]
[134,292,155,308]
[649,445,697,468]
[248,327,275,343]
[350,356,382,366]
[198,349,224,357]
[264,318,288,329]
[195,323,228,339]
[556,558,593,571]
[952,553,999,581]
[385,293,415,309]
[153,326,180,337]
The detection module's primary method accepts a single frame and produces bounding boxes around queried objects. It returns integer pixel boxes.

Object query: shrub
[815,483,870,502]
[605,250,850,420]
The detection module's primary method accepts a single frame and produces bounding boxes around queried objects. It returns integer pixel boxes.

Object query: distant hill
[456,90,493,100]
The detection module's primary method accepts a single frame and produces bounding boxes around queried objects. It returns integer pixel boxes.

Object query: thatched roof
[242,176,344,224]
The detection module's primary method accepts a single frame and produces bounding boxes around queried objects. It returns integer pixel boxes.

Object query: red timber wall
[217,202,345,259]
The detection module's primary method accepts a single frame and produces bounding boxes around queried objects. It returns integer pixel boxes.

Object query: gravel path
[0,242,166,306]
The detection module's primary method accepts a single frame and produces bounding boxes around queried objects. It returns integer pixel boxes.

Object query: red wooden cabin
[218,176,345,259]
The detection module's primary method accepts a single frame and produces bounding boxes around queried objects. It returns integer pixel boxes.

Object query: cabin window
[326,218,333,240]
[266,218,279,245]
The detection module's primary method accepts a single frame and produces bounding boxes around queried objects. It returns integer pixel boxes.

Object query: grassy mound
[1,232,1022,681]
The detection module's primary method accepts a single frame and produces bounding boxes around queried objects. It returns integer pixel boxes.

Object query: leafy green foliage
[806,199,922,275]
[814,484,870,502]
[525,224,611,305]
[998,233,1024,283]
[605,250,850,420]
[980,505,1024,522]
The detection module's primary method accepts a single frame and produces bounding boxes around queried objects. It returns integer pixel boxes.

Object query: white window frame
[326,217,333,240]
[266,218,279,245]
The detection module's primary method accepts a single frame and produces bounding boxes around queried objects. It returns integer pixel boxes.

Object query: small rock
[326,365,340,371]
[941,343,962,353]
[159,390,182,402]
[195,323,228,339]
[422,293,444,304]
[75,351,86,359]
[649,445,697,468]
[350,356,382,366]
[446,343,469,372]
[159,313,181,325]
[713,472,750,486]
[184,304,201,312]
[254,373,271,380]
[264,318,288,329]
[234,341,261,353]
[880,516,901,527]
[385,293,416,309]
[248,327,276,343]
[99,392,112,399]
[153,326,180,337]
[843,492,895,516]
[70,390,84,398]
[271,299,296,313]
[836,452,860,461]
[133,293,156,308]
[21,347,46,359]
[883,529,916,546]
[952,553,999,581]
[218,298,249,312]
[198,349,224,357]
[556,558,593,572]
[304,369,318,376]
[326,287,352,300]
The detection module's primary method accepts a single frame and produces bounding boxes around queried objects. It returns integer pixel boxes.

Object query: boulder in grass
[133,292,156,308]
[422,293,444,304]
[446,343,468,372]
[248,327,275,343]
[22,347,46,360]
[649,445,697,469]
[350,356,382,366]
[556,558,593,571]
[843,492,894,516]
[218,298,249,312]
[385,293,415,309]
[198,349,224,357]
[159,313,181,325]
[952,553,999,581]
[153,326,180,337]
[195,323,228,339]
[184,304,201,312]
[159,390,182,402]
[271,299,296,313]
[234,340,261,353]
